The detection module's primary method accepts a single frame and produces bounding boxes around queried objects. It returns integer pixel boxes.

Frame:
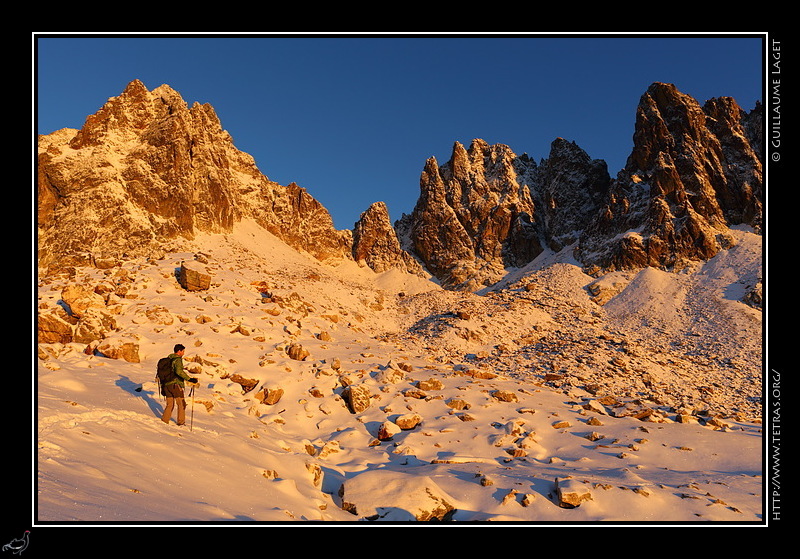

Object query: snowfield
[36,220,763,525]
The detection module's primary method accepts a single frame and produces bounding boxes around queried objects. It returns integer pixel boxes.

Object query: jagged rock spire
[352,202,424,276]
[576,82,763,273]
[397,139,540,290]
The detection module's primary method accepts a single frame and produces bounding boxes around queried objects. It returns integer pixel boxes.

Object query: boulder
[96,336,140,363]
[178,261,211,291]
[445,398,471,411]
[342,384,371,414]
[555,477,593,508]
[395,413,422,430]
[377,421,401,440]
[256,387,284,405]
[37,311,74,344]
[229,374,259,394]
[375,366,405,384]
[286,342,310,361]
[339,470,456,521]
[145,306,175,325]
[61,284,105,318]
[491,390,518,403]
[416,378,443,391]
[72,308,118,344]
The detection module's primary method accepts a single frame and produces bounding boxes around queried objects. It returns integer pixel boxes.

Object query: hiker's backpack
[155,356,177,395]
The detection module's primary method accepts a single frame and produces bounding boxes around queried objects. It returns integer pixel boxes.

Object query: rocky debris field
[35,222,763,523]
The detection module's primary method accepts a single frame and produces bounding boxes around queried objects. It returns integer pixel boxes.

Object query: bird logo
[2,531,29,555]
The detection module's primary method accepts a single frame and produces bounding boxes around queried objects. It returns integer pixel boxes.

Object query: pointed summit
[577,82,763,273]
[399,138,540,290]
[37,80,351,271]
[352,202,424,276]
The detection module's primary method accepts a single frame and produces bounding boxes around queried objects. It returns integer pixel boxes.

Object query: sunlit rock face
[576,82,763,274]
[352,201,424,276]
[38,80,762,291]
[37,79,351,272]
[399,84,762,287]
[397,139,543,291]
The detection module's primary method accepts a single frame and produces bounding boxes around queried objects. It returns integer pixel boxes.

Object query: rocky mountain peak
[576,82,762,273]
[397,82,761,287]
[533,137,610,252]
[352,202,424,276]
[37,80,762,292]
[396,139,541,290]
[37,79,351,272]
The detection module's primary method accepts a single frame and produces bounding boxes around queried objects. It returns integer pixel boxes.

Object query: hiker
[159,344,198,426]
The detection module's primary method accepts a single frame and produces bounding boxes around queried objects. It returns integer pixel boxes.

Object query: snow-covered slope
[36,220,763,524]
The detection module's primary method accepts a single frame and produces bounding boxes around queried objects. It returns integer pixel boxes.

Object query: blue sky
[35,33,764,230]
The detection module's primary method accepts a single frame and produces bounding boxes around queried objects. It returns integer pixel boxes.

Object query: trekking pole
[189,384,195,432]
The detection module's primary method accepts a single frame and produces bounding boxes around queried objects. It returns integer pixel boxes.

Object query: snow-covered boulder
[339,470,456,521]
[555,477,593,508]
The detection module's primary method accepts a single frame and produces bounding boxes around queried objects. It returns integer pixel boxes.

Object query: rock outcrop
[396,139,541,290]
[339,470,456,521]
[533,137,610,252]
[400,83,762,287]
[178,260,211,291]
[37,79,351,272]
[576,82,763,273]
[351,202,424,276]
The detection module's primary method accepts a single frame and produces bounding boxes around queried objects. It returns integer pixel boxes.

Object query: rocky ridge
[37,79,351,272]
[398,82,763,289]
[576,83,763,274]
[38,80,762,297]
